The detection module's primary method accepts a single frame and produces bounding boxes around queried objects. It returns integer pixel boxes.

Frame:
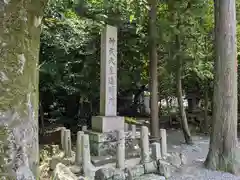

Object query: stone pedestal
[86,130,137,156]
[91,116,124,132]
[87,116,126,156]
[88,116,141,156]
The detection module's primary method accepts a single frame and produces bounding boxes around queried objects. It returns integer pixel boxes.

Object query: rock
[158,160,176,178]
[158,176,166,180]
[180,152,187,165]
[126,165,145,180]
[78,176,86,180]
[95,168,115,180]
[50,152,75,170]
[156,176,166,180]
[69,165,81,174]
[166,152,181,168]
[52,163,78,180]
[113,169,126,180]
[95,168,126,180]
[144,161,158,174]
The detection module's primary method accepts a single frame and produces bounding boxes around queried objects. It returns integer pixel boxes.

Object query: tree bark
[39,102,45,135]
[0,0,46,179]
[165,97,172,126]
[148,0,159,141]
[203,88,209,133]
[205,0,239,174]
[176,61,193,144]
[175,35,192,144]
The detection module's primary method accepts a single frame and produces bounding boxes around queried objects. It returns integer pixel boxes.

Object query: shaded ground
[140,129,240,180]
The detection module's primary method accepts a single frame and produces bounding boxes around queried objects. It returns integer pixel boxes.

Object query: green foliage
[124,117,137,124]
[39,0,240,122]
[156,0,214,98]
[39,0,151,121]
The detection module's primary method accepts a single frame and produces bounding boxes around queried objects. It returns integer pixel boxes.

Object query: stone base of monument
[86,116,140,156]
[91,116,125,132]
[86,130,140,156]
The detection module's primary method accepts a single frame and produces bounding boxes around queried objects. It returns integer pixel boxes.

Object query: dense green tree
[159,0,213,143]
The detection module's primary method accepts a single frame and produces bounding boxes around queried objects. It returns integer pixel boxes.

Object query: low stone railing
[52,124,184,180]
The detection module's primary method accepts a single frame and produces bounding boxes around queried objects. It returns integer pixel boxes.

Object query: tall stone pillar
[86,25,124,156]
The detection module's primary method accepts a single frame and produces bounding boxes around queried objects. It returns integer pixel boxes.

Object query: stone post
[131,124,136,138]
[60,127,66,150]
[75,131,84,165]
[88,25,125,157]
[82,134,91,175]
[140,126,150,163]
[82,125,87,131]
[100,25,117,117]
[64,129,72,157]
[116,130,125,169]
[151,142,161,160]
[124,123,129,131]
[160,129,167,158]
[91,25,124,133]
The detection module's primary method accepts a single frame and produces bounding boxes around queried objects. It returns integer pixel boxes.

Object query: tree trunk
[203,89,209,133]
[176,62,193,144]
[148,0,159,141]
[39,102,45,135]
[0,0,46,179]
[205,0,239,174]
[165,97,172,126]
[175,34,192,144]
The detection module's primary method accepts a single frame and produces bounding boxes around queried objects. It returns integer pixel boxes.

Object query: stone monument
[86,25,125,156]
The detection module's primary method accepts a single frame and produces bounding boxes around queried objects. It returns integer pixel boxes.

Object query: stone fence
[52,124,184,180]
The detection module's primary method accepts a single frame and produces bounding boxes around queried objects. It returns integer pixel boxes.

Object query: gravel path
[139,129,240,180]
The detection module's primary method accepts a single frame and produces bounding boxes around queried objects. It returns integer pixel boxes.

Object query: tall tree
[205,0,239,174]
[176,35,193,144]
[0,0,46,178]
[148,0,159,140]
[166,0,195,144]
